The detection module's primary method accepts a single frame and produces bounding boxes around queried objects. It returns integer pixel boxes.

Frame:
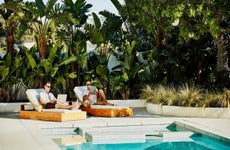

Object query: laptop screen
[57,94,67,104]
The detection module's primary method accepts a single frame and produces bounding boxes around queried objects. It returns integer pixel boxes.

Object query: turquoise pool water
[58,135,230,150]
[54,123,230,150]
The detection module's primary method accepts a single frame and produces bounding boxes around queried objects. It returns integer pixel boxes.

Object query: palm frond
[92,12,101,29]
[35,0,46,17]
[111,0,123,12]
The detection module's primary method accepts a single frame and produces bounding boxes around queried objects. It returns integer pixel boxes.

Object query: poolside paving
[0,108,230,150]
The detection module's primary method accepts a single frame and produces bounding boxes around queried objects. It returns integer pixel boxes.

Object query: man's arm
[49,93,57,102]
[83,91,91,101]
[39,92,48,105]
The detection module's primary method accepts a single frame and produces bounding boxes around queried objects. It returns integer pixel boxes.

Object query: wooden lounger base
[80,107,134,117]
[20,110,87,122]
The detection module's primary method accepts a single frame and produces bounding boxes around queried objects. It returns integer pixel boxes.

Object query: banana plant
[24,43,86,98]
[85,11,124,96]
[56,0,92,87]
[0,50,28,101]
[110,40,145,99]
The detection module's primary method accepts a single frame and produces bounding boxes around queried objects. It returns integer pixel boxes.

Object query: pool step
[81,124,170,144]
[53,137,86,146]
[86,131,146,144]
[43,127,77,136]
[79,124,170,136]
[160,131,195,142]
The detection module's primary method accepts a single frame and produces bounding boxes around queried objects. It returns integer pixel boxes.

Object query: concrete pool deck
[0,108,230,150]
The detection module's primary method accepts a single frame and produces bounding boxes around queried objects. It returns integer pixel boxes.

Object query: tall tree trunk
[216,30,230,72]
[36,36,48,87]
[155,26,166,51]
[5,22,15,55]
[37,37,48,60]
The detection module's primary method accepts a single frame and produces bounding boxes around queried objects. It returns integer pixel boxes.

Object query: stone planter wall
[0,102,30,113]
[108,99,146,107]
[146,103,230,118]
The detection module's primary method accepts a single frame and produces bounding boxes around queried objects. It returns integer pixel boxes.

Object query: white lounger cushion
[26,88,44,105]
[90,105,129,109]
[42,109,82,113]
[73,86,96,101]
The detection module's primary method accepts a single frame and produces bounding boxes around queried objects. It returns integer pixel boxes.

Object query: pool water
[53,123,230,150]
[58,135,230,150]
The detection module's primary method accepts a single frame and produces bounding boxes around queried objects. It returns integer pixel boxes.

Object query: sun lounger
[20,89,87,122]
[73,86,134,117]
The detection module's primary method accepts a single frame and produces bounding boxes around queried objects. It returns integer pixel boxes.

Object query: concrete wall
[108,99,146,107]
[0,102,30,113]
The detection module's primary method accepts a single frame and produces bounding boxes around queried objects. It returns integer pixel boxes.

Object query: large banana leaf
[48,44,58,63]
[59,56,77,66]
[40,59,52,74]
[0,66,9,81]
[67,72,77,79]
[85,24,104,44]
[25,52,36,69]
[50,65,59,77]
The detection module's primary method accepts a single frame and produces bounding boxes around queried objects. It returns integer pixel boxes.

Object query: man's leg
[97,89,114,105]
[55,102,80,110]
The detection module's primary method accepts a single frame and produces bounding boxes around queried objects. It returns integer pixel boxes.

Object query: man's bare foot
[105,103,115,106]
[82,101,91,108]
[71,101,80,110]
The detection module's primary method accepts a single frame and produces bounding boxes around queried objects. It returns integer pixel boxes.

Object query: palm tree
[0,0,24,54]
[22,0,62,60]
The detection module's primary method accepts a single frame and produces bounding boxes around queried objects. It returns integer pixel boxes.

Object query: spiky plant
[177,83,203,107]
[140,85,169,105]
[221,89,230,107]
[165,86,178,106]
[140,85,156,103]
[202,92,225,107]
[153,84,171,105]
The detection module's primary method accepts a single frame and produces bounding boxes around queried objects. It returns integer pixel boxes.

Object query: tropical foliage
[0,0,229,104]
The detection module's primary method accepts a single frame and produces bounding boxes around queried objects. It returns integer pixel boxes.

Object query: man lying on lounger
[40,81,80,110]
[82,81,114,107]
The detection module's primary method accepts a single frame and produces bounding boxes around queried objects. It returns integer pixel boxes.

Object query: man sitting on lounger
[82,81,114,107]
[40,81,80,110]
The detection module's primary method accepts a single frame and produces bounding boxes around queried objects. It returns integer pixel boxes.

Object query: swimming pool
[53,123,230,150]
[58,135,230,150]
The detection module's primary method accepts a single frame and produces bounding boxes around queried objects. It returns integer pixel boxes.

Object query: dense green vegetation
[0,0,229,102]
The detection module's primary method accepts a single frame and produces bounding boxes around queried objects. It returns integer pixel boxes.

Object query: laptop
[57,94,67,104]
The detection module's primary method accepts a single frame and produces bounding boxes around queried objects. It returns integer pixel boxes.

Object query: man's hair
[86,81,91,85]
[44,81,51,86]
